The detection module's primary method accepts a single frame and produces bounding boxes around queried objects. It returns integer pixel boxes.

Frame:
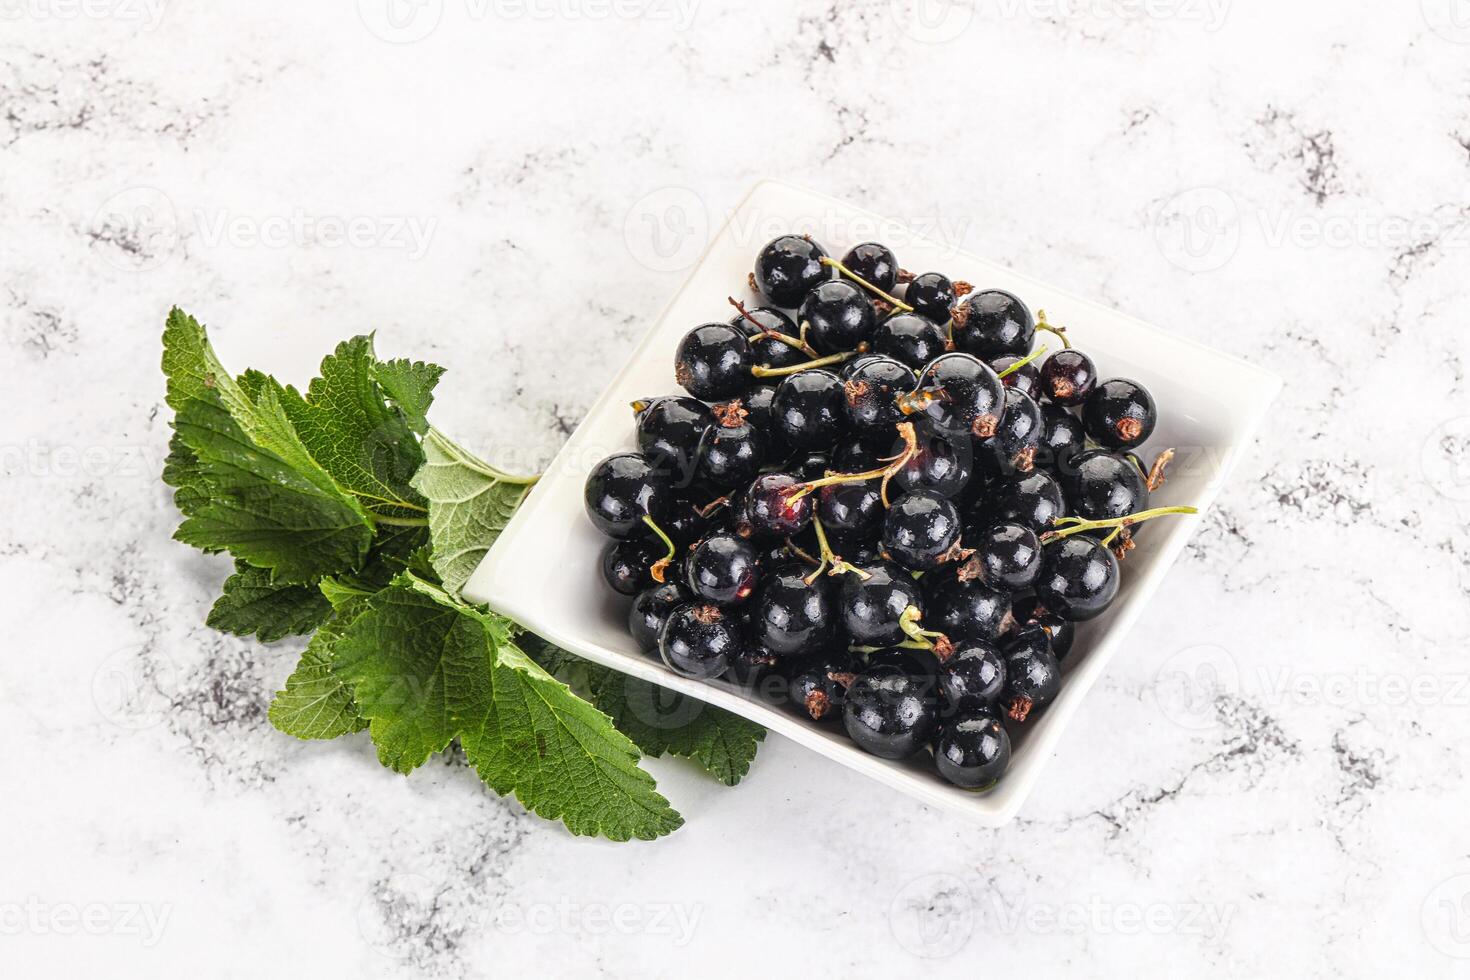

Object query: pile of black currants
[585,235,1195,791]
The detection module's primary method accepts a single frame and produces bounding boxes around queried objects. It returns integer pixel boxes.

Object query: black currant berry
[864,646,941,681]
[882,490,963,571]
[746,472,813,537]
[873,312,948,369]
[684,533,760,605]
[772,369,846,451]
[800,280,876,354]
[841,242,899,293]
[1011,595,1075,659]
[970,523,1043,592]
[750,565,837,656]
[903,272,957,324]
[1039,349,1097,406]
[1082,378,1157,451]
[629,582,686,653]
[955,289,1034,359]
[633,396,711,480]
[992,388,1043,473]
[923,569,1011,642]
[818,481,883,540]
[888,423,974,499]
[1038,403,1086,473]
[732,305,808,371]
[785,451,830,482]
[754,235,832,308]
[1063,449,1147,524]
[840,562,926,646]
[601,537,663,596]
[660,603,742,679]
[1035,536,1120,621]
[674,324,752,401]
[905,352,1004,438]
[789,652,857,721]
[841,355,915,438]
[984,470,1065,531]
[831,434,881,472]
[934,714,1011,789]
[585,452,674,538]
[697,408,766,489]
[1001,627,1062,721]
[937,639,1006,712]
[842,665,938,759]
[992,355,1041,399]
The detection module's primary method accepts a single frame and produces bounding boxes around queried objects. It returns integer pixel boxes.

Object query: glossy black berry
[832,434,881,472]
[684,533,760,605]
[633,396,711,480]
[1063,449,1147,524]
[585,453,674,538]
[754,235,832,308]
[984,470,1065,531]
[992,355,1041,399]
[841,562,925,645]
[629,582,686,652]
[923,570,1011,642]
[785,451,830,482]
[864,646,941,681]
[772,369,846,451]
[660,603,741,679]
[903,272,957,324]
[909,353,1004,438]
[882,489,962,571]
[934,714,1011,789]
[955,289,1034,359]
[698,415,766,489]
[873,312,947,369]
[1038,403,1086,473]
[789,652,857,721]
[936,640,1006,712]
[601,537,663,596]
[842,665,938,759]
[1001,627,1062,721]
[817,481,883,541]
[841,355,915,438]
[992,388,1043,472]
[743,385,780,437]
[842,242,899,293]
[750,565,836,656]
[674,324,751,401]
[733,306,807,370]
[1035,536,1120,621]
[971,522,1043,592]
[890,424,974,499]
[1082,378,1157,450]
[746,472,813,537]
[1011,595,1075,659]
[1039,349,1097,406]
[800,280,876,354]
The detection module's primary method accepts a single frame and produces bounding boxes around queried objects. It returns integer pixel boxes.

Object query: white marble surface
[5,1,1470,975]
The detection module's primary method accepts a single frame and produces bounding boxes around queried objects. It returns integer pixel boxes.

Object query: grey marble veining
[4,1,1470,976]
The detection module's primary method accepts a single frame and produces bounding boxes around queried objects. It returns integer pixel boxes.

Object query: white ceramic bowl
[463,180,1281,826]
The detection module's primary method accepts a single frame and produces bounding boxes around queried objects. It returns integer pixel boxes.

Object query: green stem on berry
[1040,505,1199,543]
[1034,309,1071,349]
[819,256,914,312]
[897,605,954,659]
[641,514,677,583]
[788,421,919,507]
[848,641,934,654]
[785,537,822,567]
[751,350,854,378]
[996,344,1048,379]
[728,297,823,359]
[804,515,869,585]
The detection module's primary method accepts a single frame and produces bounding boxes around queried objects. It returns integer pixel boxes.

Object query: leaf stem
[373,514,431,527]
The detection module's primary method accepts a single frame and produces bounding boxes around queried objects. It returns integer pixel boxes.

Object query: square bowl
[462,180,1280,826]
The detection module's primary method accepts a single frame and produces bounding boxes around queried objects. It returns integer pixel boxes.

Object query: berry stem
[898,605,954,659]
[788,421,919,507]
[751,350,853,378]
[728,297,822,358]
[1145,448,1175,492]
[996,344,1048,379]
[1041,505,1199,543]
[819,256,914,312]
[641,514,677,583]
[848,641,934,654]
[805,515,869,585]
[1034,309,1071,349]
